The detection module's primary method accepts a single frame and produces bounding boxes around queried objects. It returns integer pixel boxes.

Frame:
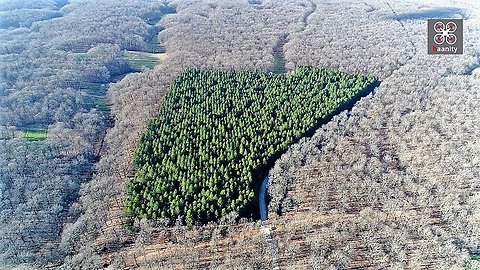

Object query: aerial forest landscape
[0,0,479,269]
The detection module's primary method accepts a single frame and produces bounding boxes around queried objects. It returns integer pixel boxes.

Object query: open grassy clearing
[125,51,164,71]
[84,82,108,96]
[143,6,175,52]
[272,35,287,74]
[273,57,286,74]
[145,33,166,53]
[16,128,48,141]
[142,52,167,61]
[94,98,111,114]
[81,83,111,115]
[72,52,90,62]
[83,96,110,115]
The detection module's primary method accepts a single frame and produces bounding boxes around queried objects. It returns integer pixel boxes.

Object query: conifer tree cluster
[127,66,376,224]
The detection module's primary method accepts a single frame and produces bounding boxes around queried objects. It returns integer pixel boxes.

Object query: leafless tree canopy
[1,0,479,269]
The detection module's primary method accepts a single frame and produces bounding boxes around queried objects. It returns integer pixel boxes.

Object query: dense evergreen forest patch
[126,66,377,224]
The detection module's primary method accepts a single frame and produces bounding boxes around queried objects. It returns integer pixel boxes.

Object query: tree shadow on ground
[390,7,467,20]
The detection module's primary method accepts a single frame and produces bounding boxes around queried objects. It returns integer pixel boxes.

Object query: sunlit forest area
[0,0,479,269]
[0,0,174,267]
[128,67,376,224]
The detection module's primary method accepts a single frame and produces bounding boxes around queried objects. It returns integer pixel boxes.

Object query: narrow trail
[261,2,318,269]
[302,0,317,30]
[384,2,426,103]
[259,176,280,269]
[272,35,287,74]
[261,221,281,270]
[384,2,417,73]
[271,0,316,75]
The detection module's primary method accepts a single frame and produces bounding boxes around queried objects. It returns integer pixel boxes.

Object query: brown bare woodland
[1,0,479,269]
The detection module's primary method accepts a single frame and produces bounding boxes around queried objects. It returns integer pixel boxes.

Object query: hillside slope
[58,0,480,269]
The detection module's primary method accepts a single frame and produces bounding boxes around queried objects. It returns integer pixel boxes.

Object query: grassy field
[17,128,48,141]
[72,52,90,62]
[272,35,287,74]
[273,57,286,74]
[84,82,107,96]
[125,51,162,71]
[145,33,165,53]
[82,83,111,115]
[84,95,110,113]
[94,97,111,114]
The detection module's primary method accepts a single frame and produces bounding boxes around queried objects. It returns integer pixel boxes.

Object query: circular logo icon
[434,34,445,45]
[434,21,445,32]
[446,34,457,45]
[433,21,457,45]
[446,22,457,32]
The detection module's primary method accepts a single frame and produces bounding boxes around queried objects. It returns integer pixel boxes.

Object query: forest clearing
[0,0,479,269]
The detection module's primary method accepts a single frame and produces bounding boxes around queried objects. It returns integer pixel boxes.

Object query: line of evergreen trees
[126,66,376,225]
